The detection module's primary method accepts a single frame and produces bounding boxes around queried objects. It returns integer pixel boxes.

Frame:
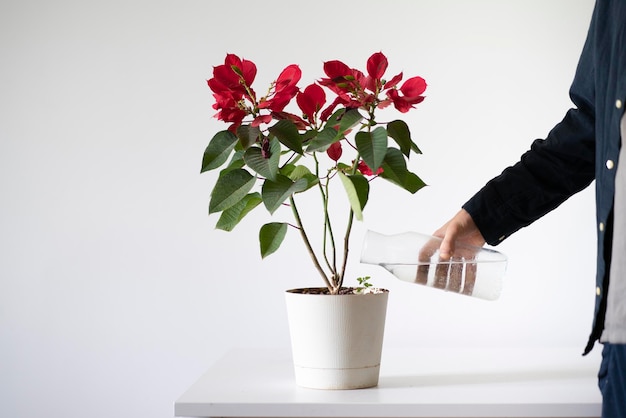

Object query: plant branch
[322,174,338,282]
[337,153,362,288]
[317,178,333,274]
[339,208,355,289]
[289,195,334,292]
[313,154,338,284]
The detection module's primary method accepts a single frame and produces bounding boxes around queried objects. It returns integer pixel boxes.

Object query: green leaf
[236,125,261,150]
[379,147,407,186]
[280,164,319,191]
[201,130,238,173]
[269,119,303,154]
[261,174,308,214]
[324,108,345,126]
[337,108,363,133]
[338,172,370,221]
[243,138,280,181]
[259,222,288,258]
[387,120,421,157]
[215,192,262,231]
[379,148,427,193]
[325,108,362,132]
[305,126,339,153]
[337,162,351,171]
[402,171,427,194]
[284,164,311,180]
[224,150,245,172]
[355,126,388,172]
[209,168,256,214]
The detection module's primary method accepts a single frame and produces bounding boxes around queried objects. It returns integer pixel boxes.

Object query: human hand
[414,209,486,294]
[433,209,486,260]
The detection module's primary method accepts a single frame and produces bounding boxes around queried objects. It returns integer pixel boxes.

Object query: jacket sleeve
[462,19,597,246]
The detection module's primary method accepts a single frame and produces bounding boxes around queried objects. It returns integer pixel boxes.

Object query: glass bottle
[360,230,507,301]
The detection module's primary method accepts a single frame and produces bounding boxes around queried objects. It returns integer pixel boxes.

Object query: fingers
[417,208,485,296]
[439,233,456,261]
[435,209,485,259]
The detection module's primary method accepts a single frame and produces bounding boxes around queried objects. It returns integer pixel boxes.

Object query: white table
[175,347,603,418]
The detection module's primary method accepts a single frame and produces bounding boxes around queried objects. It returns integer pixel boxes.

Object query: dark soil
[288,287,389,295]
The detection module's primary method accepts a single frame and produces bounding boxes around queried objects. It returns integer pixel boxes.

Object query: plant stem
[289,195,335,293]
[339,209,354,289]
[313,154,338,288]
[337,153,362,289]
[322,174,338,282]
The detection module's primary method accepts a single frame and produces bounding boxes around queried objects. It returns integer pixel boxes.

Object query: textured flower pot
[285,288,389,390]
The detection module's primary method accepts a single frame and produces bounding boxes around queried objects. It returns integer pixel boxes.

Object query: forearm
[464,108,595,246]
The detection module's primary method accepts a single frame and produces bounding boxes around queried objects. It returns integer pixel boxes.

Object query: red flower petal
[224,53,257,86]
[212,64,242,91]
[269,86,299,112]
[327,141,342,161]
[296,84,326,121]
[320,96,348,122]
[276,64,301,92]
[386,76,427,113]
[323,60,352,80]
[357,160,373,176]
[366,52,388,80]
[384,72,403,90]
[239,59,257,86]
[224,53,241,67]
[400,76,427,98]
[251,114,272,127]
[357,160,383,176]
[270,111,308,130]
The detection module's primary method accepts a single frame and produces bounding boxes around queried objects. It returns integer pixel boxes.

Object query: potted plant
[202,52,427,389]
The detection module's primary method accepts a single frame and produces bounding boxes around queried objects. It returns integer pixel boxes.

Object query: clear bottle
[360,230,508,301]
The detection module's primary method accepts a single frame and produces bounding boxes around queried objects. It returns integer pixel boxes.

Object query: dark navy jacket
[462,0,626,354]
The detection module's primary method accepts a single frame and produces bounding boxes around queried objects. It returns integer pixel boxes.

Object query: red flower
[258,64,301,113]
[209,54,257,97]
[319,54,388,110]
[366,52,388,92]
[296,84,326,122]
[207,54,259,131]
[387,76,427,113]
[208,89,246,131]
[357,160,383,176]
[327,141,342,161]
[271,64,301,111]
[319,60,359,97]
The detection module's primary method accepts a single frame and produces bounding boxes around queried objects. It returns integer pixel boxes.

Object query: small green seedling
[355,276,373,293]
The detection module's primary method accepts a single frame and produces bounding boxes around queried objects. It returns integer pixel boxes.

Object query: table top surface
[175,346,603,418]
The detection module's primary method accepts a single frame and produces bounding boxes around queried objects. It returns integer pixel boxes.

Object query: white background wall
[1,0,598,417]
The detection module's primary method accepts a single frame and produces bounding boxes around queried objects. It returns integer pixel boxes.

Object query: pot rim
[285,287,389,295]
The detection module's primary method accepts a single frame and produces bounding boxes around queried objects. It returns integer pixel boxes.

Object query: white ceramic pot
[284,288,389,390]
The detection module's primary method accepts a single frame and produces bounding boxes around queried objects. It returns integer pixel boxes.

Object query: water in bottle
[360,230,507,301]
